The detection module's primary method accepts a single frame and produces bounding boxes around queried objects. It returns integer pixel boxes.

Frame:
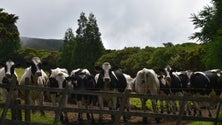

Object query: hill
[20,37,64,51]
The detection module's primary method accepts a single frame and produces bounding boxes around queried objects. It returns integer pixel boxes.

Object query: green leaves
[0,9,20,61]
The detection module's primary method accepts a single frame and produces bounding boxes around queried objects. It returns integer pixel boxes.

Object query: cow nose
[5,73,11,78]
[35,71,42,76]
[104,77,111,82]
[141,79,145,84]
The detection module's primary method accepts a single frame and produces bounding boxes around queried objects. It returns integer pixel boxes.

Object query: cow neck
[31,73,38,85]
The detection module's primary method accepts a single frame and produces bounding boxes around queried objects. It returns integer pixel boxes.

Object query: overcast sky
[1,0,211,49]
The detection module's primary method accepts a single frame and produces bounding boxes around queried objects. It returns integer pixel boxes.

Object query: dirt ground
[41,101,217,125]
[61,103,215,125]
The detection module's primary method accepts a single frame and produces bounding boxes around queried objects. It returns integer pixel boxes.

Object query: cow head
[49,68,71,89]
[30,57,43,76]
[102,62,112,83]
[164,65,173,86]
[4,60,16,78]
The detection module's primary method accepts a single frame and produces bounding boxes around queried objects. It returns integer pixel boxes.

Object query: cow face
[164,66,172,86]
[31,57,42,76]
[49,68,69,89]
[102,62,112,83]
[4,60,15,78]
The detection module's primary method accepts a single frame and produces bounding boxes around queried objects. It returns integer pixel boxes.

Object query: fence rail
[0,78,222,125]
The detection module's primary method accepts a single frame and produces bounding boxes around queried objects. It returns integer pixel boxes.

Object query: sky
[1,0,211,50]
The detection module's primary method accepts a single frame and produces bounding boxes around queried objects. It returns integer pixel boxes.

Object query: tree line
[0,0,221,76]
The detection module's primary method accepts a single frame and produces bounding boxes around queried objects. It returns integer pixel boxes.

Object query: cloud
[1,0,211,49]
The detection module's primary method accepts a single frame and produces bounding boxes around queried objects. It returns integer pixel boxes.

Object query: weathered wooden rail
[0,78,222,125]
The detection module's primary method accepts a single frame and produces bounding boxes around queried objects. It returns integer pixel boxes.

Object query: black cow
[190,69,222,117]
[160,66,184,114]
[70,68,96,124]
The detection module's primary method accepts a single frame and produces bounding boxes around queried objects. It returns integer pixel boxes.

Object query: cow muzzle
[35,71,42,76]
[103,77,111,82]
[5,73,12,78]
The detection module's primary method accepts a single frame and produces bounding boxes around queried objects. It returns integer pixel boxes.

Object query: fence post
[25,77,31,122]
[176,95,186,125]
[113,89,130,125]
[0,74,17,124]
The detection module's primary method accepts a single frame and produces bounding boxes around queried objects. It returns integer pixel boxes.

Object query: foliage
[204,30,222,69]
[59,28,77,71]
[96,43,206,76]
[190,0,222,69]
[0,8,21,62]
[75,12,105,73]
[190,0,222,42]
[16,48,60,71]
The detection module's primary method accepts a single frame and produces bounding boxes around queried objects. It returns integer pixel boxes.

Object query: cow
[48,67,73,123]
[70,68,96,124]
[133,68,160,123]
[163,66,184,114]
[19,57,48,116]
[189,69,222,117]
[95,62,127,123]
[0,60,18,102]
[158,69,193,115]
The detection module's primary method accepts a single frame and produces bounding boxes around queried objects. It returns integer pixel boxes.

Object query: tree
[59,28,77,71]
[190,0,222,69]
[204,30,222,69]
[75,12,105,73]
[0,8,21,61]
[190,0,222,42]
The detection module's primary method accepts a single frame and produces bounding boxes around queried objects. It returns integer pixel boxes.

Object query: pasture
[0,68,221,125]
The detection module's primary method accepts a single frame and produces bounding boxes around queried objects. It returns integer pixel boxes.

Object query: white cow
[133,68,160,123]
[48,67,72,122]
[19,57,48,115]
[0,60,18,102]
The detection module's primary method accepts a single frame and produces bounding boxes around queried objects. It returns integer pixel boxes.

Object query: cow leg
[123,98,131,122]
[77,100,83,122]
[141,98,148,123]
[87,99,95,124]
[193,101,202,116]
[151,98,161,123]
[28,95,36,114]
[111,96,117,121]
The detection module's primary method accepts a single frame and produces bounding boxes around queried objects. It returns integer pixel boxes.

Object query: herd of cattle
[0,57,222,123]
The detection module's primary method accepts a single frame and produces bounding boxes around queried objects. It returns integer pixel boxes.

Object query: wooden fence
[0,78,222,125]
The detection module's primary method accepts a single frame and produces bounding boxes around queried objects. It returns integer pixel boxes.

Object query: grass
[0,108,60,124]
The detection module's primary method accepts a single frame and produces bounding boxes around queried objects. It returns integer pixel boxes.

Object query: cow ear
[0,62,4,67]
[41,60,48,66]
[14,63,21,68]
[26,61,33,66]
[95,66,102,71]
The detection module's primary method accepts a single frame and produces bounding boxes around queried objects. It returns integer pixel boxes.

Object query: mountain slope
[20,37,64,51]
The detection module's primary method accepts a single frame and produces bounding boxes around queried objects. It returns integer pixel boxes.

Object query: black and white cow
[95,62,127,122]
[190,69,222,117]
[19,57,48,115]
[0,60,18,102]
[70,68,96,123]
[48,67,72,123]
[163,66,183,114]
